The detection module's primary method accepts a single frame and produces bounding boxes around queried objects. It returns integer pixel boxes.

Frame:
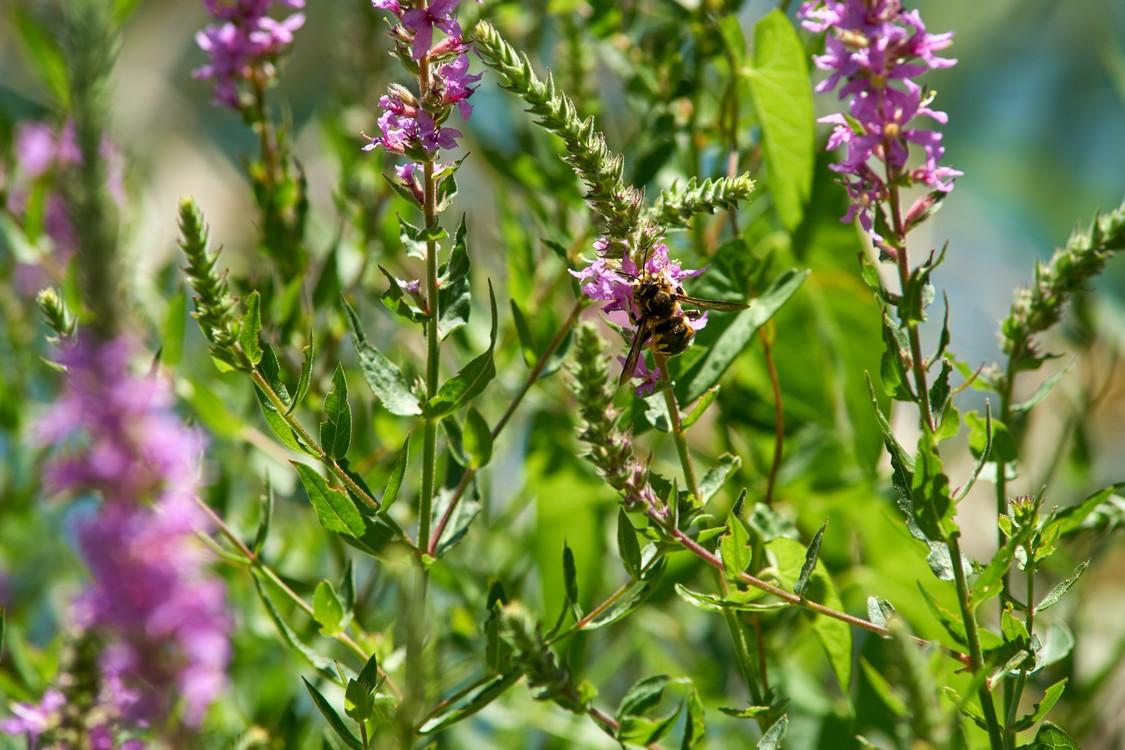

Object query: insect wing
[618,324,650,386]
[676,295,750,312]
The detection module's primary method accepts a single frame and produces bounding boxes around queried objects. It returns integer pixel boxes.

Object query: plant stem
[761,330,784,505]
[428,299,584,555]
[1004,552,1036,749]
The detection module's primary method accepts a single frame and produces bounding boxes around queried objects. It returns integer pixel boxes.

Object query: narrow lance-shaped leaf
[757,715,789,750]
[320,365,352,460]
[252,477,273,555]
[345,652,381,723]
[302,677,363,750]
[562,541,580,615]
[795,520,828,597]
[288,333,315,415]
[462,407,493,469]
[679,269,809,403]
[1034,560,1089,614]
[381,436,410,511]
[617,508,642,578]
[720,510,751,579]
[250,574,335,679]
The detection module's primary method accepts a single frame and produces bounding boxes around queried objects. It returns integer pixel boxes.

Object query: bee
[619,259,750,387]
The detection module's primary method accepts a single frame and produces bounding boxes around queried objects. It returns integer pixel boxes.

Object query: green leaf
[911,432,955,540]
[345,652,381,722]
[681,386,720,429]
[1035,560,1089,614]
[579,563,667,630]
[510,299,537,367]
[250,575,335,679]
[433,484,481,556]
[757,715,789,750]
[343,298,422,416]
[967,410,1016,463]
[12,8,69,105]
[417,674,520,734]
[719,705,771,720]
[289,334,315,415]
[954,403,992,503]
[240,290,263,366]
[462,408,493,469]
[377,265,428,324]
[320,365,352,460]
[438,216,472,339]
[423,282,498,419]
[312,580,347,636]
[681,687,706,749]
[699,454,741,504]
[562,541,580,612]
[720,511,751,579]
[381,436,410,510]
[1013,679,1068,732]
[674,584,782,613]
[617,509,642,578]
[252,477,273,555]
[294,463,366,539]
[865,374,917,534]
[1026,721,1078,749]
[302,677,363,750]
[617,675,670,720]
[1043,483,1125,538]
[679,269,809,404]
[795,520,828,598]
[1011,359,1075,414]
[747,11,813,231]
[861,658,907,717]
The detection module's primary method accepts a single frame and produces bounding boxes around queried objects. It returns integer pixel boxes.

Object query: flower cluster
[799,0,960,235]
[194,0,306,109]
[2,336,229,742]
[365,0,481,194]
[571,240,705,395]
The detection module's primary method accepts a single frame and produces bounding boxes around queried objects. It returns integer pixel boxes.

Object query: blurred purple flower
[31,335,230,729]
[0,691,65,742]
[194,0,305,109]
[798,0,960,234]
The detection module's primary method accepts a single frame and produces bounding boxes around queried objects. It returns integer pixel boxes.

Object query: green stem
[1004,553,1036,748]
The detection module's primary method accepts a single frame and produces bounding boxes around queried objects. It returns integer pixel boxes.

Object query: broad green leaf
[320,365,352,460]
[294,463,366,539]
[462,408,492,469]
[1035,560,1089,614]
[345,652,381,722]
[438,216,472,339]
[674,584,782,613]
[343,298,422,416]
[433,484,481,556]
[312,580,347,636]
[971,518,1036,609]
[617,508,642,578]
[911,432,956,540]
[302,677,363,750]
[757,715,789,750]
[795,520,828,597]
[240,291,263,366]
[747,10,813,231]
[423,282,498,419]
[679,269,809,403]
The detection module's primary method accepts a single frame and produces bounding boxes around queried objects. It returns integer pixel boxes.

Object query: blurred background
[0,0,1123,747]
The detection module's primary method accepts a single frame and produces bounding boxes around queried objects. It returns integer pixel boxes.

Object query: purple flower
[438,53,482,118]
[32,335,230,729]
[402,0,462,60]
[799,1,961,234]
[194,0,305,109]
[572,241,706,393]
[0,690,65,742]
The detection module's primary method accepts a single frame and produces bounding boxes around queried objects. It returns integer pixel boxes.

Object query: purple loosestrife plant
[29,336,228,734]
[800,0,959,238]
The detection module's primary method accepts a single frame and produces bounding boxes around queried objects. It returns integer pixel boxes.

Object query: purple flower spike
[572,241,707,392]
[799,1,961,235]
[402,0,463,60]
